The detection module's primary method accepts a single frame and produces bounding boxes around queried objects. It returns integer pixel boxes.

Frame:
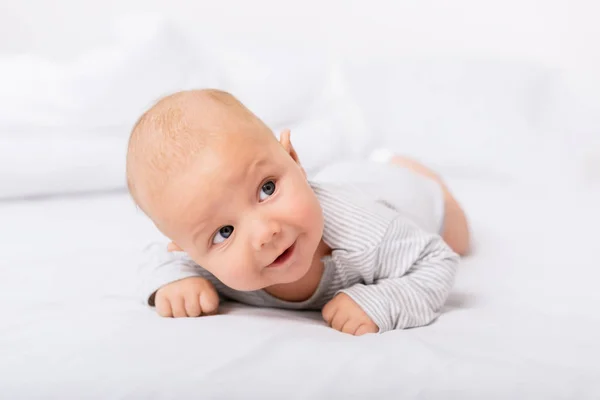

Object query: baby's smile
[267,240,297,268]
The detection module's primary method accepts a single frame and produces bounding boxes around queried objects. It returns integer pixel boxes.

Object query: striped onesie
[138,161,460,332]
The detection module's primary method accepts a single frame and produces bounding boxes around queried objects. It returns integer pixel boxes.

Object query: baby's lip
[266,241,297,268]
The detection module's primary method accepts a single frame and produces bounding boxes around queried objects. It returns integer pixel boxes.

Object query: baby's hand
[154,277,219,318]
[322,293,379,336]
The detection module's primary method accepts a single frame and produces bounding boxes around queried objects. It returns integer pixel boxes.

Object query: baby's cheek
[292,194,322,229]
[288,191,312,216]
[210,262,258,291]
[186,251,223,280]
[211,267,235,287]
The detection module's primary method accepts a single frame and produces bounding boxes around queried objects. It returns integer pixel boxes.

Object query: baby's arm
[137,243,220,316]
[338,217,459,333]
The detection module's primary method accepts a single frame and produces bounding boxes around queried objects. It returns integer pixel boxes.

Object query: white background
[1,0,599,76]
[0,0,599,198]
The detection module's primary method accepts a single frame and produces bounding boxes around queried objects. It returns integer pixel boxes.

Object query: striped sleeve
[338,216,459,332]
[136,243,223,306]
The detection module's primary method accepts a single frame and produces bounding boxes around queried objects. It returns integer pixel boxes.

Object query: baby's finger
[171,297,187,318]
[155,296,173,318]
[331,312,349,332]
[341,317,362,335]
[321,298,338,323]
[184,295,201,317]
[355,323,379,336]
[199,290,219,315]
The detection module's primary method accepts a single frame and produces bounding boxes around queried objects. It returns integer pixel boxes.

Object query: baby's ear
[279,129,305,175]
[167,242,183,252]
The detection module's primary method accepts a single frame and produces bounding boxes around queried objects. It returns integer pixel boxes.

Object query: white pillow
[0,14,371,198]
[0,14,223,131]
[0,14,222,199]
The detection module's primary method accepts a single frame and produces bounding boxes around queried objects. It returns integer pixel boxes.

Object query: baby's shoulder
[310,180,395,217]
[310,181,398,253]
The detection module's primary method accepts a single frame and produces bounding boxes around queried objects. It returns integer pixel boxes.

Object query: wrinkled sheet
[1,179,600,399]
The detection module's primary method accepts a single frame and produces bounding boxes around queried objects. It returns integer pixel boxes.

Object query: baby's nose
[251,219,281,250]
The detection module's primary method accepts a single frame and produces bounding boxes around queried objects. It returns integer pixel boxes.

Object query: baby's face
[151,132,324,291]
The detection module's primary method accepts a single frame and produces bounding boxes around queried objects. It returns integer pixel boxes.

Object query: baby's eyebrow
[227,156,268,185]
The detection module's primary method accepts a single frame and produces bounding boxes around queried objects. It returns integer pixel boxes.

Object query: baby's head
[127,89,324,291]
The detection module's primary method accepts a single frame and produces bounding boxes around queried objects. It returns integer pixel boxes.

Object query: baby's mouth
[268,241,297,268]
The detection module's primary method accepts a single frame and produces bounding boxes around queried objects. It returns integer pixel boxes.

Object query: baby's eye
[259,180,276,201]
[212,225,234,244]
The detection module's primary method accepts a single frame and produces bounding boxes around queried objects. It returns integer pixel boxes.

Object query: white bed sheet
[1,179,600,399]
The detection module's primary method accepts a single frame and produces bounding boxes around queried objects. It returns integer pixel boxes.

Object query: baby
[127,89,470,335]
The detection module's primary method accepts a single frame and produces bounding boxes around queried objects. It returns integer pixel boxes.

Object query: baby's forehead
[195,138,278,184]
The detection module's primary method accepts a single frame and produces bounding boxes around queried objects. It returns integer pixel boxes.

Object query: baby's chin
[219,274,281,292]
[221,264,310,292]
[265,261,313,287]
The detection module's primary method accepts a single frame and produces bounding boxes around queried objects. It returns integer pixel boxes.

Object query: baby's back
[311,160,445,235]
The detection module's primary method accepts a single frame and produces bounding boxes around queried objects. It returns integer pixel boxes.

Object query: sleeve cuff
[338,284,393,333]
[136,244,203,306]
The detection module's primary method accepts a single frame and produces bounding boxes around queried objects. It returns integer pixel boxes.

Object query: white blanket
[1,178,599,398]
